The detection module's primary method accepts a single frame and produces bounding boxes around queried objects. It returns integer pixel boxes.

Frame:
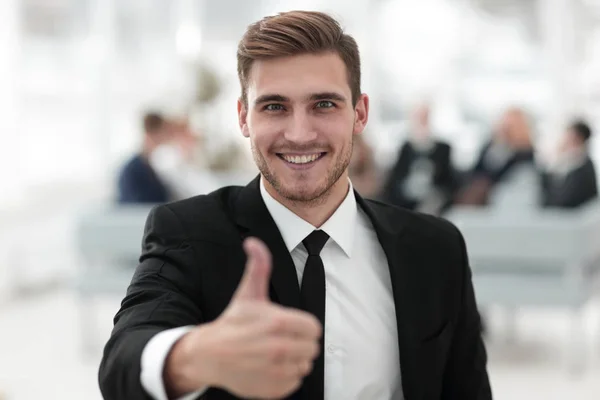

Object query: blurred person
[348,134,379,198]
[540,120,598,208]
[150,117,220,199]
[455,107,535,206]
[116,112,174,204]
[99,11,491,400]
[380,103,456,214]
[169,118,201,162]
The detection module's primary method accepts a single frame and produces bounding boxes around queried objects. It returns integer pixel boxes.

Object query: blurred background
[1,0,600,398]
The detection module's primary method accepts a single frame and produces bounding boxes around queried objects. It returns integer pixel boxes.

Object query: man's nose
[283,112,318,143]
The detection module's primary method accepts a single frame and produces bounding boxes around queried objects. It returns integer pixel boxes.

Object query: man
[99,11,491,400]
[116,112,174,204]
[540,120,598,208]
[380,103,456,214]
[149,117,221,200]
[455,107,534,206]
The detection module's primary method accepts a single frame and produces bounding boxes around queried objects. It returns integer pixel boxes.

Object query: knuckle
[309,341,320,359]
[286,377,303,393]
[305,315,321,337]
[300,360,313,375]
[267,365,292,383]
[268,314,287,333]
[314,318,323,335]
[268,342,288,360]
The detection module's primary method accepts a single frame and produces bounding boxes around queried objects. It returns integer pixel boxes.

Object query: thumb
[232,237,272,302]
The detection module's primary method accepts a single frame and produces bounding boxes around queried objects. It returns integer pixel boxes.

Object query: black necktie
[300,230,329,400]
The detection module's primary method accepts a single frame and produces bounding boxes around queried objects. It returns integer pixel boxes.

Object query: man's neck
[263,175,350,228]
[142,140,156,158]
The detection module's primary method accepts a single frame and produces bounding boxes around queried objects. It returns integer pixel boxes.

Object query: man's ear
[353,94,369,136]
[238,99,250,138]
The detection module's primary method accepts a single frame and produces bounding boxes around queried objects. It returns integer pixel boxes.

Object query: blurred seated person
[380,103,455,214]
[540,120,598,208]
[149,117,220,199]
[455,107,535,206]
[349,134,380,198]
[117,112,174,204]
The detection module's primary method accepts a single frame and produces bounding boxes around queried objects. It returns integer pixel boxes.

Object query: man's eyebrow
[307,92,347,102]
[253,92,348,106]
[253,94,289,106]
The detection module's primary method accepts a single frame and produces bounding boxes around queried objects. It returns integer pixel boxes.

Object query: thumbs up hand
[165,237,322,399]
[230,237,274,302]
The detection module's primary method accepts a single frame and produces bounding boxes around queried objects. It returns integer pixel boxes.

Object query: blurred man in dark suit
[380,103,456,214]
[540,120,598,208]
[116,112,173,204]
[455,107,535,206]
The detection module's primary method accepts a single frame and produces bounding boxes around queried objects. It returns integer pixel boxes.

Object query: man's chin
[274,183,328,203]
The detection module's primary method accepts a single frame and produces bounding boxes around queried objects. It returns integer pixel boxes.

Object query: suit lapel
[356,194,422,400]
[232,180,422,396]
[233,176,301,309]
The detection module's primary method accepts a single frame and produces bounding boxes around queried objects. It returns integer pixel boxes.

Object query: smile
[277,153,326,165]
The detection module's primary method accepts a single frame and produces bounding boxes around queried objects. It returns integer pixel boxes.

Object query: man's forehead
[246,53,351,101]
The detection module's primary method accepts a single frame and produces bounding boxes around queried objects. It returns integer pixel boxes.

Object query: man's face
[147,124,174,148]
[238,52,369,203]
[559,128,582,153]
[412,105,430,139]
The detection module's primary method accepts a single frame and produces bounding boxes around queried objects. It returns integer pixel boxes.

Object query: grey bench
[445,200,600,371]
[75,205,154,354]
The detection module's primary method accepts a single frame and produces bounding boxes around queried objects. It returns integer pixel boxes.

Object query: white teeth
[282,154,321,164]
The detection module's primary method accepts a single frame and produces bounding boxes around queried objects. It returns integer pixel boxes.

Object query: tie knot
[303,230,330,256]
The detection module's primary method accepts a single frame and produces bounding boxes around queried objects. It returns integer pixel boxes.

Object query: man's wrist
[163,323,218,398]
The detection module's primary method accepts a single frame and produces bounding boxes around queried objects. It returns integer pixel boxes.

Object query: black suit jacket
[117,154,170,204]
[99,177,491,400]
[471,141,534,185]
[540,156,598,208]
[380,140,456,210]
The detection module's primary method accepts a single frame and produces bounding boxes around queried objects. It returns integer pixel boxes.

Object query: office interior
[1,0,600,399]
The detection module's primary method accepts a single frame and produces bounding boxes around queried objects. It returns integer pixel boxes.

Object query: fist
[186,237,322,399]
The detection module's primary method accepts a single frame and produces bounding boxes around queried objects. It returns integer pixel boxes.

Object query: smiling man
[242,50,362,226]
[99,10,492,400]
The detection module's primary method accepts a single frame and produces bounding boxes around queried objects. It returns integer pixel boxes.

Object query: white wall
[2,0,600,299]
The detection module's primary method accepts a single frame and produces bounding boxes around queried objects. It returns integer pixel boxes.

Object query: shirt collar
[260,177,357,258]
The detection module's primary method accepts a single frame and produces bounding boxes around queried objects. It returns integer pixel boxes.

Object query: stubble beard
[252,135,354,208]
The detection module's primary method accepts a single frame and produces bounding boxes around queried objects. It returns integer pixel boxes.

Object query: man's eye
[315,101,334,109]
[264,104,285,111]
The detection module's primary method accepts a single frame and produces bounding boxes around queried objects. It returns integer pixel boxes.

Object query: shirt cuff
[140,326,207,400]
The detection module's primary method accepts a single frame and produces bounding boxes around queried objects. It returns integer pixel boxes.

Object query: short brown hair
[143,112,166,135]
[237,11,361,107]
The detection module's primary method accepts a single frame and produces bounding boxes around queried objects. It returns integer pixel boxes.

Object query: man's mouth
[277,152,326,165]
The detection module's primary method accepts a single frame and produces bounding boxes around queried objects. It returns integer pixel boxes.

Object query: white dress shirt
[141,179,403,400]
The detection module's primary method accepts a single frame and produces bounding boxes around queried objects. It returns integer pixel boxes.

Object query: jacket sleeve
[98,204,204,400]
[441,226,492,399]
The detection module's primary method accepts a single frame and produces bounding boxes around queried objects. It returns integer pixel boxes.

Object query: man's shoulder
[364,199,467,277]
[434,140,452,151]
[583,156,597,174]
[156,185,246,240]
[168,184,244,217]
[119,154,146,176]
[364,198,462,242]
